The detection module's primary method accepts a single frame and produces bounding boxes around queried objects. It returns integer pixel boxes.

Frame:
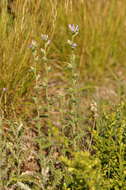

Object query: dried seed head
[90,101,98,119]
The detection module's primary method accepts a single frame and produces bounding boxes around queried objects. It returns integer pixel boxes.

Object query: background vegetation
[0,0,126,189]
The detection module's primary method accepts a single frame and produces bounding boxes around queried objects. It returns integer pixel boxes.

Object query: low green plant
[93,102,126,189]
[60,151,103,190]
[59,103,126,190]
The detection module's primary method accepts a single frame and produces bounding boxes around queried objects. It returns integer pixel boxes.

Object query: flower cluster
[67,24,79,49]
[29,34,51,61]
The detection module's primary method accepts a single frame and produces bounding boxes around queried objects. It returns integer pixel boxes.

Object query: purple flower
[68,40,77,48]
[68,24,79,33]
[29,40,37,49]
[71,43,77,48]
[3,88,7,92]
